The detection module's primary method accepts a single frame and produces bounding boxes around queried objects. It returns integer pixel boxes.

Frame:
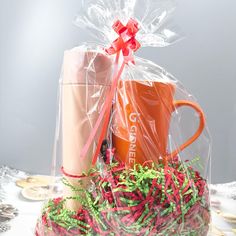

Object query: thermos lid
[62,47,112,86]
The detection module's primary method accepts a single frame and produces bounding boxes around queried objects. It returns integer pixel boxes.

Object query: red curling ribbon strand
[91,60,125,165]
[61,166,99,179]
[79,18,140,167]
[61,166,85,178]
[80,51,121,162]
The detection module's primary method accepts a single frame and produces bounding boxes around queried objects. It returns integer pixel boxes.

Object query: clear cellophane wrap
[35,0,211,235]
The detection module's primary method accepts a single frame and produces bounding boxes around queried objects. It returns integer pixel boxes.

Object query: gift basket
[35,0,211,235]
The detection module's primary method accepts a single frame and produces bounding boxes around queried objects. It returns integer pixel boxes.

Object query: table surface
[0,166,235,236]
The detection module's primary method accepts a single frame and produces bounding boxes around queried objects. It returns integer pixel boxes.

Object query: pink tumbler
[62,48,112,210]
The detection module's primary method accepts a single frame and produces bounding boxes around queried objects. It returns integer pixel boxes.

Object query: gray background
[0,0,235,183]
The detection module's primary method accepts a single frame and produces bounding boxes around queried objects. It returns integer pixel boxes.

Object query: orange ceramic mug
[112,80,205,165]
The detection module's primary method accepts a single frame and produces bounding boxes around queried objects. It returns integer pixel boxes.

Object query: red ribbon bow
[105,18,140,64]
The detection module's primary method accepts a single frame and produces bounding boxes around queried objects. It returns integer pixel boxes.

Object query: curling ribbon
[80,18,141,166]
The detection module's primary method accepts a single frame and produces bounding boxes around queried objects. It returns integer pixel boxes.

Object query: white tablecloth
[0,166,235,236]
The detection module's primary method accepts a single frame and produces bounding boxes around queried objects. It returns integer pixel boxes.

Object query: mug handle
[167,100,206,161]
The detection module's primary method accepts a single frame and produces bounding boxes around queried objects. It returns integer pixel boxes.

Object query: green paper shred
[40,156,210,235]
